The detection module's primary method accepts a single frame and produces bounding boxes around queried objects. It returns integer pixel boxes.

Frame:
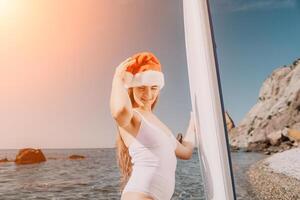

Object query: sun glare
[0,0,15,17]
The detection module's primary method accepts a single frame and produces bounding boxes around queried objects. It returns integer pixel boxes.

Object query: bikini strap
[132,109,177,149]
[132,109,145,127]
[133,109,144,120]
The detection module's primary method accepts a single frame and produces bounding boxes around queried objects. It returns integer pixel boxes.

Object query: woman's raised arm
[110,58,135,127]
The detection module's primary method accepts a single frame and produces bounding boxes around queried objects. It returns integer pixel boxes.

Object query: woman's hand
[114,57,135,81]
[183,111,197,147]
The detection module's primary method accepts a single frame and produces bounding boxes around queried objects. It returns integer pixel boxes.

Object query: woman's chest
[144,115,173,137]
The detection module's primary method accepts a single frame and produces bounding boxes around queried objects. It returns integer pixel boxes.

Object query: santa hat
[123,52,165,90]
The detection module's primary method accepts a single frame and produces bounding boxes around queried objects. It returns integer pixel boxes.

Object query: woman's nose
[144,87,152,98]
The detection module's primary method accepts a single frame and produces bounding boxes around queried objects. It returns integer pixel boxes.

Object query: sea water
[0,149,265,200]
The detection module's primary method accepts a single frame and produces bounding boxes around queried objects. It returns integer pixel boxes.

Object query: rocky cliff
[229,58,300,152]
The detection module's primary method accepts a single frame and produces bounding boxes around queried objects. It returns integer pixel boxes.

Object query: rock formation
[229,58,300,152]
[0,158,9,163]
[225,111,235,132]
[283,128,300,147]
[69,154,85,160]
[15,148,46,165]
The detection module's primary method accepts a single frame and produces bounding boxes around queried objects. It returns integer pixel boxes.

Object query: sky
[0,0,299,148]
[0,0,190,149]
[209,0,300,125]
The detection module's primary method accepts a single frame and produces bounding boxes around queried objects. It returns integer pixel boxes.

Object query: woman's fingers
[188,115,195,130]
[115,58,135,76]
[176,133,183,143]
[121,57,134,67]
[119,57,135,68]
[190,111,196,132]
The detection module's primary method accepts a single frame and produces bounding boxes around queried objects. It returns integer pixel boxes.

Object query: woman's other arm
[110,58,135,127]
[175,112,196,160]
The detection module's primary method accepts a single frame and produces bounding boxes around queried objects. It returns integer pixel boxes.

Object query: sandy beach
[247,148,300,200]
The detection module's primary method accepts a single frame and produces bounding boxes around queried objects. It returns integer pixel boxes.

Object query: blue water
[0,149,204,200]
[0,149,267,200]
[230,152,268,200]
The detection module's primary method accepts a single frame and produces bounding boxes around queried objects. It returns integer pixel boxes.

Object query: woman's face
[132,85,160,108]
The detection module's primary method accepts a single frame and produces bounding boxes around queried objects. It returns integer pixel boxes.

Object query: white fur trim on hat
[123,70,164,89]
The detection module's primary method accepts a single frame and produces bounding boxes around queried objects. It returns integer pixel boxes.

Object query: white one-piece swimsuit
[121,109,178,200]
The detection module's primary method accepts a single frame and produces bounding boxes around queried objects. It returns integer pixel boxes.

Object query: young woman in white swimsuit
[110,52,196,200]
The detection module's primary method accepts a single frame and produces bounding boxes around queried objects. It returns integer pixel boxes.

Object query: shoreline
[246,148,300,200]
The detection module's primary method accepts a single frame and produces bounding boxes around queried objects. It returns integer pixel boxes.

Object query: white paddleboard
[183,0,236,199]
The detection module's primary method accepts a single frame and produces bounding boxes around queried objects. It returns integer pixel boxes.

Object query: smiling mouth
[142,98,151,102]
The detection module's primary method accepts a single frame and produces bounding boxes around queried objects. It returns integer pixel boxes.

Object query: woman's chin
[138,101,151,107]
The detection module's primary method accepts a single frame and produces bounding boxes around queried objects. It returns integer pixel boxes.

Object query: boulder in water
[69,154,85,160]
[15,148,46,165]
[0,158,9,163]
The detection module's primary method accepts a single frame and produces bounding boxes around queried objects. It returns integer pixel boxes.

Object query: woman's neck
[136,107,152,114]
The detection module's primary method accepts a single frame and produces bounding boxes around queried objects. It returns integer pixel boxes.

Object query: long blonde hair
[115,87,159,192]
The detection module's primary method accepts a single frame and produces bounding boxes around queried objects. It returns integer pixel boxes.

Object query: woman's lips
[142,98,152,102]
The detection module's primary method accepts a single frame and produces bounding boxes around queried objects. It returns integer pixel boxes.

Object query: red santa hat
[123,52,165,89]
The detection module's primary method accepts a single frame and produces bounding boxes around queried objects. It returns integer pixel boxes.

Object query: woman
[110,52,196,200]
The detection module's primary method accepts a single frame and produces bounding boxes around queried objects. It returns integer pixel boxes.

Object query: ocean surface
[0,149,267,200]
